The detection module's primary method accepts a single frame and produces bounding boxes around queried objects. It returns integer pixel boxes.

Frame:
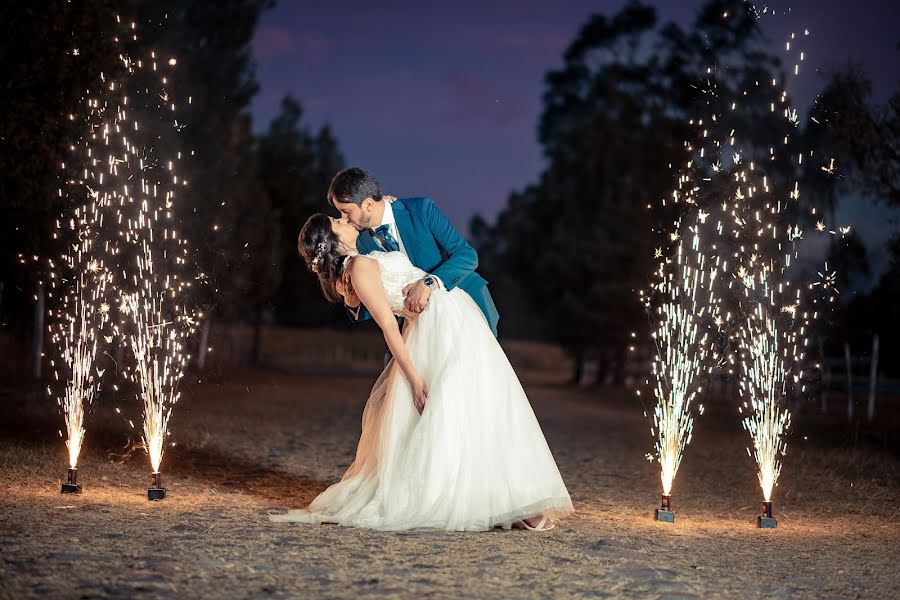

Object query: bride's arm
[348,256,428,410]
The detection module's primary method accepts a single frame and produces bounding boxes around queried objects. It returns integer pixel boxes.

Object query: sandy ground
[0,369,898,599]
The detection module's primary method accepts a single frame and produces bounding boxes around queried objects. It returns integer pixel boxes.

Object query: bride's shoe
[514,516,556,531]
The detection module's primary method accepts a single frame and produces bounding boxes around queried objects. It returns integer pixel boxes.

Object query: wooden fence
[819,335,889,422]
[619,335,893,422]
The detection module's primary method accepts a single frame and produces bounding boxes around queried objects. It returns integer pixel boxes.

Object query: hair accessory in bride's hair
[310,241,327,273]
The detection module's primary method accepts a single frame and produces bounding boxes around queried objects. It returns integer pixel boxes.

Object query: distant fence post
[196,317,212,371]
[867,334,879,422]
[819,339,829,414]
[844,342,853,421]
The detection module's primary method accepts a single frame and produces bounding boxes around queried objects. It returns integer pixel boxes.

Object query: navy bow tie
[374,224,400,252]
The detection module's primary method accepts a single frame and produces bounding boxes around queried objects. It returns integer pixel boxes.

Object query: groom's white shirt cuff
[376,199,446,291]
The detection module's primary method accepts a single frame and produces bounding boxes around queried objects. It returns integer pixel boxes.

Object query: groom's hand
[403,281,432,314]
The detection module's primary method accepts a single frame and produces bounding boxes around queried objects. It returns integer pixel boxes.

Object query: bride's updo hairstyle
[299,213,346,303]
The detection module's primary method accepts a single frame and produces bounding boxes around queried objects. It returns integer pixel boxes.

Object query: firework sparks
[642,188,724,516]
[46,81,117,481]
[125,283,191,476]
[70,17,200,492]
[736,316,792,503]
[49,265,110,472]
[642,12,840,524]
[721,27,838,518]
[686,21,835,522]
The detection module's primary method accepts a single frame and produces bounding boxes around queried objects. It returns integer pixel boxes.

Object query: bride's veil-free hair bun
[299,213,345,303]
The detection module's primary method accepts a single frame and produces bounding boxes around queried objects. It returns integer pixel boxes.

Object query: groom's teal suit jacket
[354,197,499,336]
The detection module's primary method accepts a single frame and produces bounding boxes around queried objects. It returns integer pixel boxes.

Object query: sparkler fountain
[739,320,788,529]
[642,183,724,523]
[50,257,111,493]
[114,43,199,501]
[123,258,197,501]
[721,25,842,528]
[45,90,117,494]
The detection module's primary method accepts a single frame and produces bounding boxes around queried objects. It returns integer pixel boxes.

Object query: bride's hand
[410,373,428,414]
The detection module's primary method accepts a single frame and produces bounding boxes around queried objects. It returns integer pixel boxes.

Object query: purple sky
[249,0,899,273]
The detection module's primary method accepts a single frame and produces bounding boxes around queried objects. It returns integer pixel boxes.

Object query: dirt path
[1,371,898,599]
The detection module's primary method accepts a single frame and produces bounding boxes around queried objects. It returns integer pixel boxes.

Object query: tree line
[470,0,900,382]
[0,0,347,372]
[1,0,896,382]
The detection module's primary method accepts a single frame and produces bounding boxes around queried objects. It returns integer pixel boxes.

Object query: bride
[269,213,573,531]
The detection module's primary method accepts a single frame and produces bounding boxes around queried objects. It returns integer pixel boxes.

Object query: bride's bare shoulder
[346,254,379,275]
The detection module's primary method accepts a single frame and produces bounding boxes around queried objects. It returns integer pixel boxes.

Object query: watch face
[424,276,435,287]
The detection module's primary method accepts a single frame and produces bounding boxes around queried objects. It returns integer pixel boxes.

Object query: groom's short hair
[328,167,383,206]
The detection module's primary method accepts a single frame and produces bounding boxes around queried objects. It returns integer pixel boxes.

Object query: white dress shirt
[372,199,408,256]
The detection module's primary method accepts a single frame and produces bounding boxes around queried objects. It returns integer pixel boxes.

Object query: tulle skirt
[270,288,573,531]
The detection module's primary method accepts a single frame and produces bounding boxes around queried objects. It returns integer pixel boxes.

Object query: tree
[808,63,900,209]
[801,57,900,371]
[117,1,274,321]
[472,0,791,382]
[0,1,275,351]
[222,114,282,363]
[0,1,121,336]
[257,96,345,325]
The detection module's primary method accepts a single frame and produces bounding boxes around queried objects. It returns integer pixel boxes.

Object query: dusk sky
[249,0,899,274]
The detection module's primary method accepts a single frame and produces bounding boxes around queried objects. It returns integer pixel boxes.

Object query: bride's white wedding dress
[270,251,573,531]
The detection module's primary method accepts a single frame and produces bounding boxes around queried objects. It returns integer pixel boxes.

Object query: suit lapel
[391,200,419,266]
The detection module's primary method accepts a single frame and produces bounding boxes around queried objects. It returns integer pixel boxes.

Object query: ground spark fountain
[736,316,790,527]
[44,80,118,494]
[642,179,724,523]
[720,24,844,528]
[47,229,111,493]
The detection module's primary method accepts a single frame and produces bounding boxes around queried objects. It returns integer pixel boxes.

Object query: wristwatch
[422,275,437,288]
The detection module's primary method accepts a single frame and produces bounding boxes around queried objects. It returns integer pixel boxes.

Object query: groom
[327,167,499,336]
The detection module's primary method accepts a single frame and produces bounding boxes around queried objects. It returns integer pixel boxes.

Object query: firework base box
[655,509,675,523]
[148,472,166,500]
[61,468,81,494]
[757,516,777,528]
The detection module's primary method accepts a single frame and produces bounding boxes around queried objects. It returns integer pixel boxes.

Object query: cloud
[436,71,529,127]
[253,26,335,62]
[491,32,571,54]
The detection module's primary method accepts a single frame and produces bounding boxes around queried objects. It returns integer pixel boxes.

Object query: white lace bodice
[351,251,426,315]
